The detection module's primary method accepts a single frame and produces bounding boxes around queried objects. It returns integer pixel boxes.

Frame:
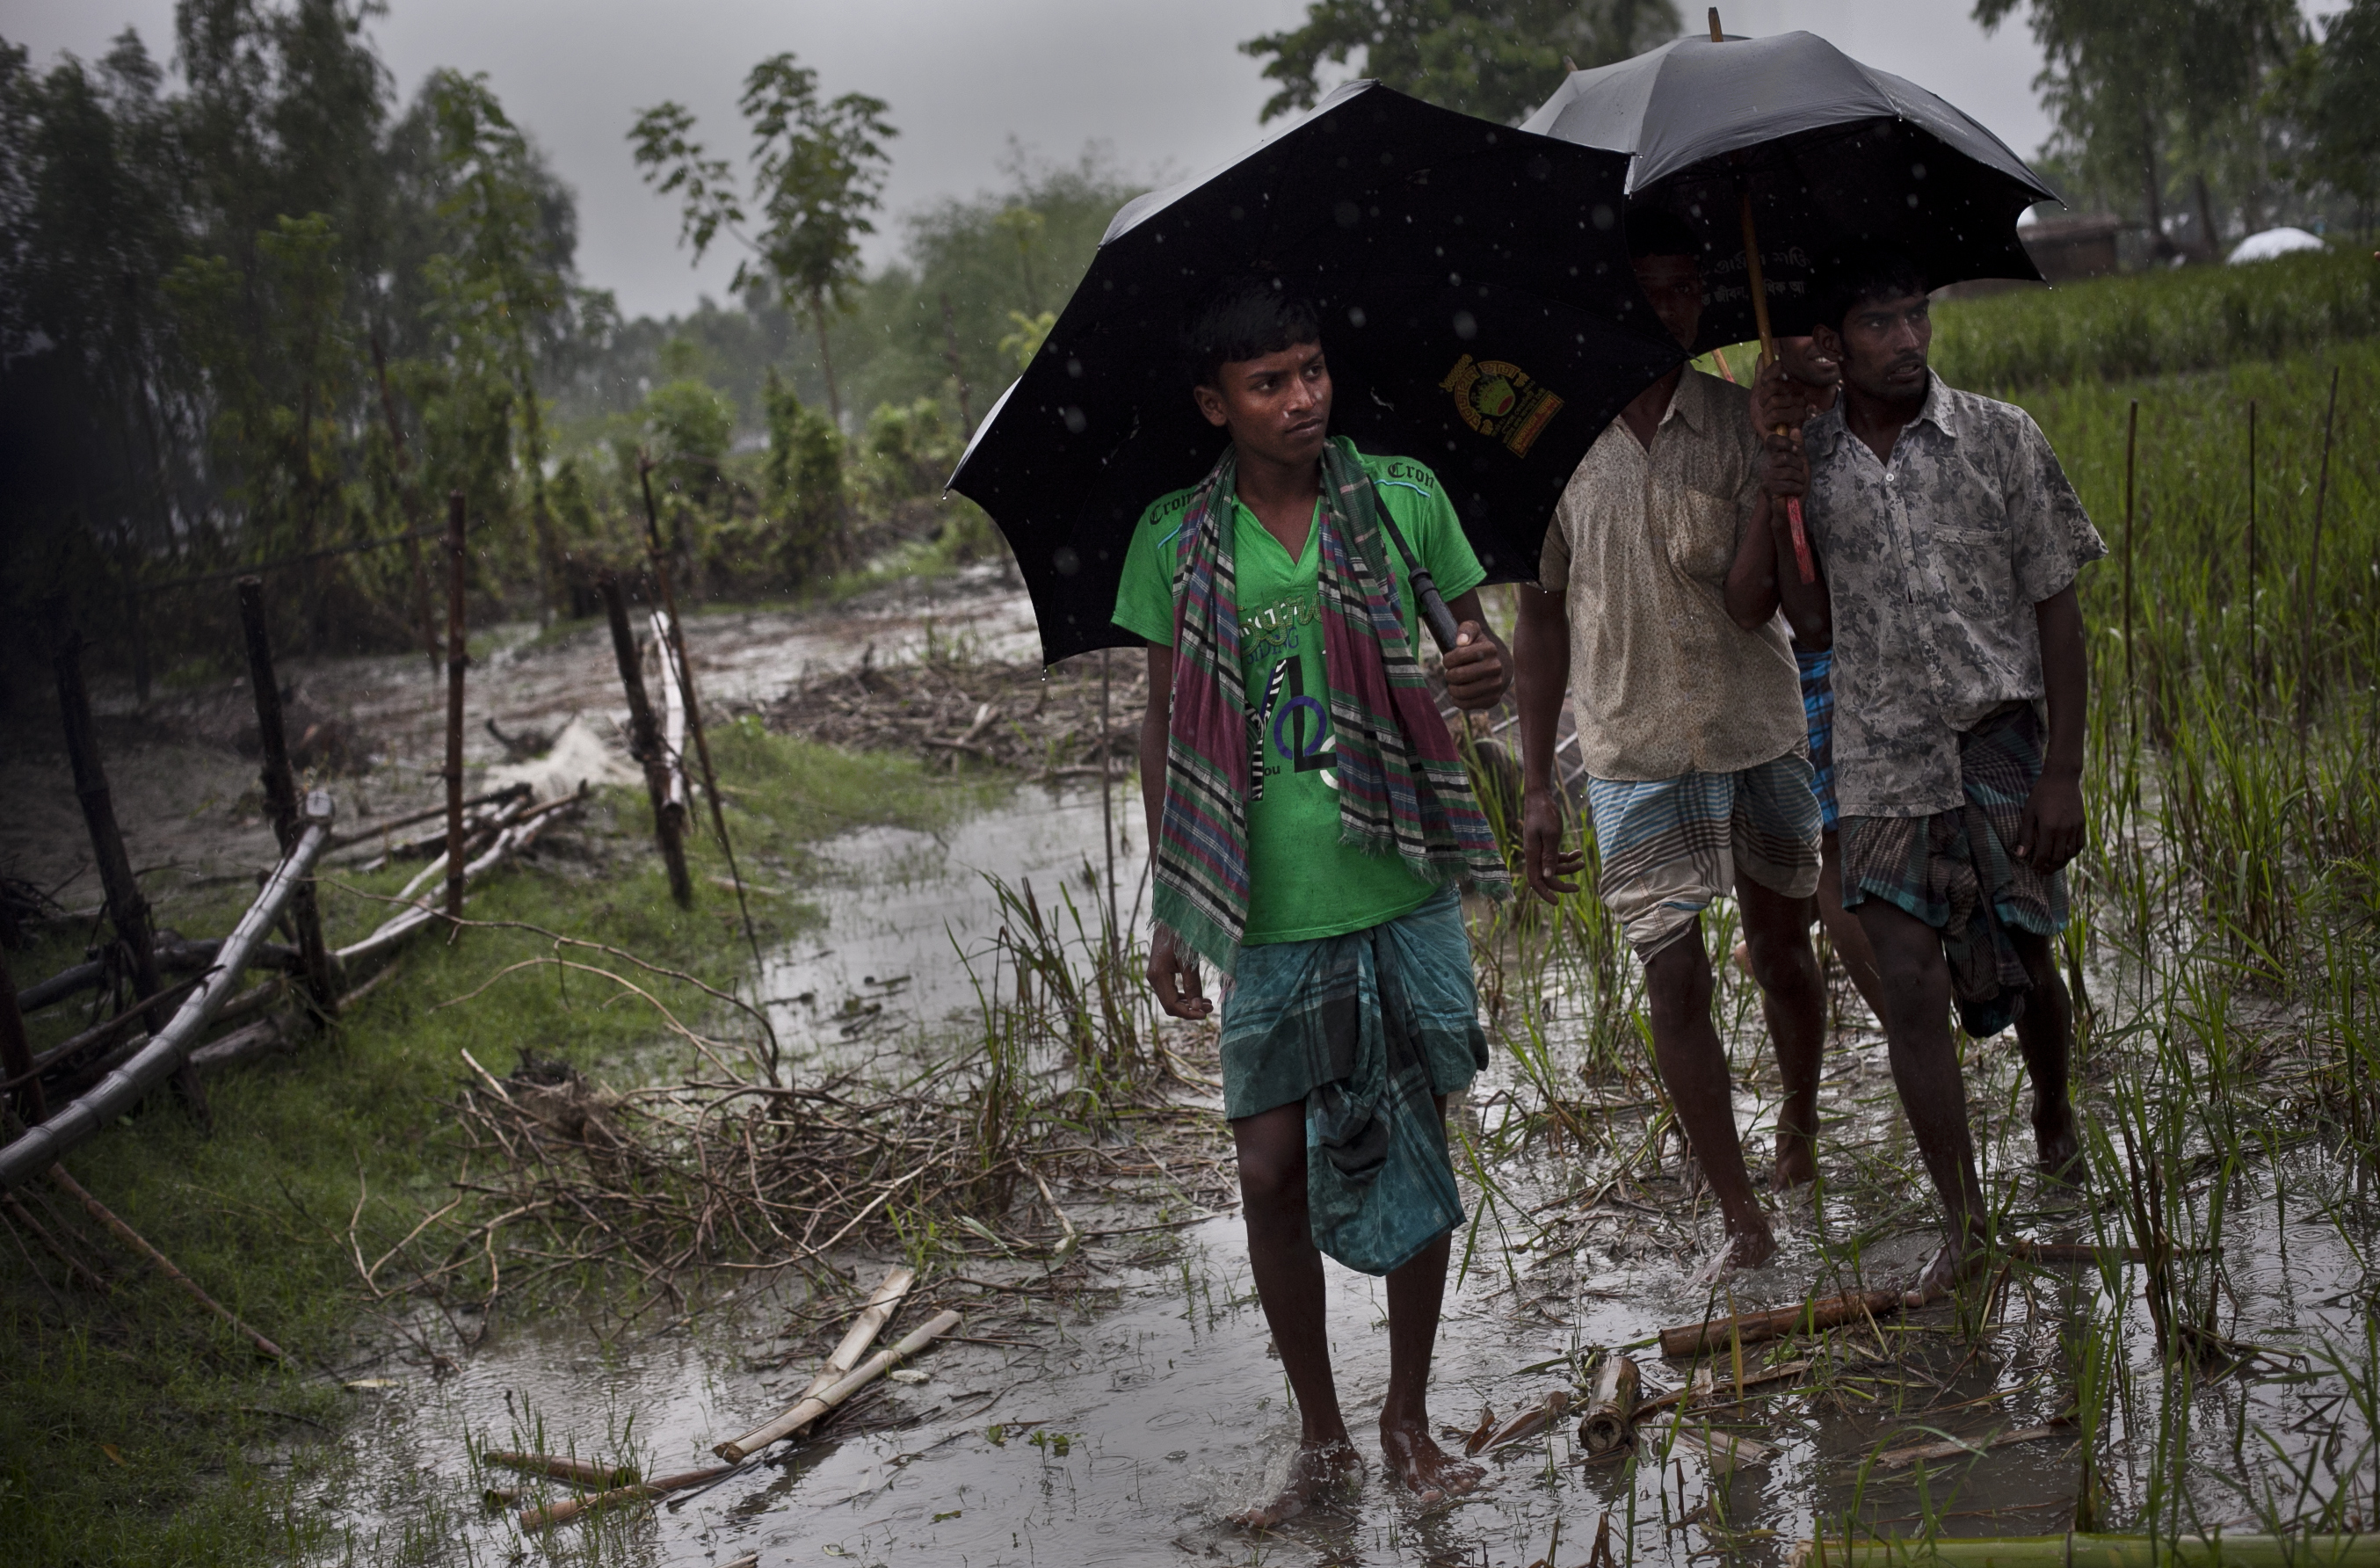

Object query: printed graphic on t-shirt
[1240,595,1336,801]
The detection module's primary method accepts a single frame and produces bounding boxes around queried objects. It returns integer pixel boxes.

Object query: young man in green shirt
[1112,279,1512,1527]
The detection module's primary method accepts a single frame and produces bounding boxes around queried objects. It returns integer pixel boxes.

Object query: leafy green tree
[1976,0,2303,256]
[631,53,896,425]
[1242,0,1681,125]
[423,69,570,611]
[860,396,961,504]
[997,309,1056,374]
[2277,0,2380,214]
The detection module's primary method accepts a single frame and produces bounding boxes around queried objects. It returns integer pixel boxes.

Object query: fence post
[235,576,340,1015]
[599,572,693,907]
[443,491,468,923]
[45,601,207,1123]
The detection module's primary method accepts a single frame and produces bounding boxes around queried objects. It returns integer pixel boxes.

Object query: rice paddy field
[6,258,2380,1566]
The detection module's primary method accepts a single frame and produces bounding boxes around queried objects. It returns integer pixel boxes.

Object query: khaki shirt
[1803,372,2106,817]
[1539,368,1803,780]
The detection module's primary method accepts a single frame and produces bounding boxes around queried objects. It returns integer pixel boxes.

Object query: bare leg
[1855,899,1991,1301]
[1738,875,1826,1190]
[1229,1102,1360,1528]
[1644,926,1775,1268]
[1379,1097,1484,1506]
[2008,930,2084,1184]
[1813,829,1890,1027]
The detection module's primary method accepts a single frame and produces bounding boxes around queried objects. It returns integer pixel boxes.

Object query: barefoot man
[1114,278,1512,1524]
[1512,210,1830,1272]
[1783,249,2101,1302]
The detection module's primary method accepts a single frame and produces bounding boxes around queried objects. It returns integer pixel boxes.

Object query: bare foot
[1771,1129,1817,1191]
[1901,1238,1992,1307]
[1380,1419,1484,1508]
[2035,1103,2086,1188]
[1731,940,1753,980]
[1228,1438,1361,1530]
[1691,1222,1778,1284]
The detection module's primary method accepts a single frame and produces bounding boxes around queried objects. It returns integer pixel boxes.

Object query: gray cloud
[10,0,2057,320]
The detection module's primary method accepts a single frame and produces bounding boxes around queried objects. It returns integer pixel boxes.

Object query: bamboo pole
[1579,1353,1641,1455]
[599,572,692,906]
[2246,398,2259,722]
[516,1461,734,1531]
[0,949,43,1126]
[48,1164,289,1361]
[47,605,203,1121]
[714,1308,961,1462]
[483,1451,637,1488]
[635,456,765,986]
[236,577,339,1015]
[2122,399,2137,735]
[2,1190,104,1291]
[1099,648,1117,936]
[792,1264,917,1405]
[2300,365,2341,743]
[442,490,468,922]
[1661,1288,1901,1359]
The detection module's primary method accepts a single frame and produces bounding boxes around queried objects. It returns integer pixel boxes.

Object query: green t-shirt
[1112,448,1486,947]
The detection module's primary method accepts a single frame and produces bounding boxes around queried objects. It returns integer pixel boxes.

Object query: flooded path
[313,782,2380,1567]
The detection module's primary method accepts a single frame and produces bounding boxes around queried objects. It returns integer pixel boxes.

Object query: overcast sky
[0,0,2156,320]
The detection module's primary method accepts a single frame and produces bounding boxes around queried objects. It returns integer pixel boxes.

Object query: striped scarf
[1154,437,1509,973]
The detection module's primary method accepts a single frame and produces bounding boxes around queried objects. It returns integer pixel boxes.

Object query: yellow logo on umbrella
[1441,355,1564,457]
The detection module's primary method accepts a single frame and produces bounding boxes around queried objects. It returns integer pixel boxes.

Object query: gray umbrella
[1520,25,2059,353]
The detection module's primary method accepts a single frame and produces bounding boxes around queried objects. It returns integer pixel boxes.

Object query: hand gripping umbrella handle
[1371,499,1462,652]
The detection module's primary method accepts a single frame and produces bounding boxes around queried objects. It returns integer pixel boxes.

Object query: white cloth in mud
[483,714,639,801]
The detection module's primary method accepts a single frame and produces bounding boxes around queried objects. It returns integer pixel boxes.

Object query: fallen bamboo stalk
[238,576,340,1014]
[1,958,48,1123]
[11,976,207,1093]
[1638,1357,1815,1419]
[602,572,691,906]
[47,1164,289,1361]
[1789,1534,2380,1568]
[1874,1420,2072,1470]
[1479,1388,1569,1453]
[483,1450,638,1488]
[1666,1421,1772,1470]
[515,1460,730,1531]
[2,1189,105,1292]
[1578,1354,1640,1455]
[442,490,468,921]
[323,785,528,855]
[0,795,334,1191]
[1661,1289,1901,1359]
[335,795,577,969]
[714,1308,961,1462]
[795,1264,917,1405]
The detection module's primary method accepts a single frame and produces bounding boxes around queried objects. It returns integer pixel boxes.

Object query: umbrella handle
[1372,499,1463,653]
[1736,189,1819,585]
[1786,496,1817,584]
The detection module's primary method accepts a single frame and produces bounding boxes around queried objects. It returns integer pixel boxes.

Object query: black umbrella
[1520,18,2057,579]
[1520,23,2058,355]
[947,81,1683,666]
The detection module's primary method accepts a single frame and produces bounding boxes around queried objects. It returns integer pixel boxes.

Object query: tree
[631,53,896,426]
[1242,0,1681,126]
[424,69,570,613]
[2280,0,2380,215]
[1975,0,2303,257]
[764,367,845,584]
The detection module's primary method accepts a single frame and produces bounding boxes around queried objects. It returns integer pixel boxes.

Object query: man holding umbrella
[1765,249,2100,1301]
[1512,211,1832,1274]
[1114,278,1513,1524]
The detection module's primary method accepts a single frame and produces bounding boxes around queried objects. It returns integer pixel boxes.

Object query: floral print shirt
[1803,372,2105,817]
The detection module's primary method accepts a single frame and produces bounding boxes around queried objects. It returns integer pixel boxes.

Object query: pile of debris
[760,647,1145,779]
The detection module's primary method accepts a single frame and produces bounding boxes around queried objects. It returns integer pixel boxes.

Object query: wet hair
[1182,276,1321,390]
[1814,248,1930,334]
[1625,207,1703,262]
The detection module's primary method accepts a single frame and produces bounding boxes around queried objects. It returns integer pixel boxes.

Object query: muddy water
[313,785,2380,1566]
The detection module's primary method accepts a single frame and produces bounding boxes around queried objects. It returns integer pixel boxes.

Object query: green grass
[1932,248,2380,393]
[0,722,983,1566]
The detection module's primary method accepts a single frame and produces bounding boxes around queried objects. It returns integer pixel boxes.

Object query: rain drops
[1911,161,1927,180]
[1052,546,1081,577]
[1346,305,1368,328]
[1591,203,1615,231]
[1334,200,1361,229]
[1061,406,1086,434]
[1452,310,1478,340]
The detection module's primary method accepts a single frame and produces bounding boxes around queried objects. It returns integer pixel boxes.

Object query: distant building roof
[2229,228,2326,265]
